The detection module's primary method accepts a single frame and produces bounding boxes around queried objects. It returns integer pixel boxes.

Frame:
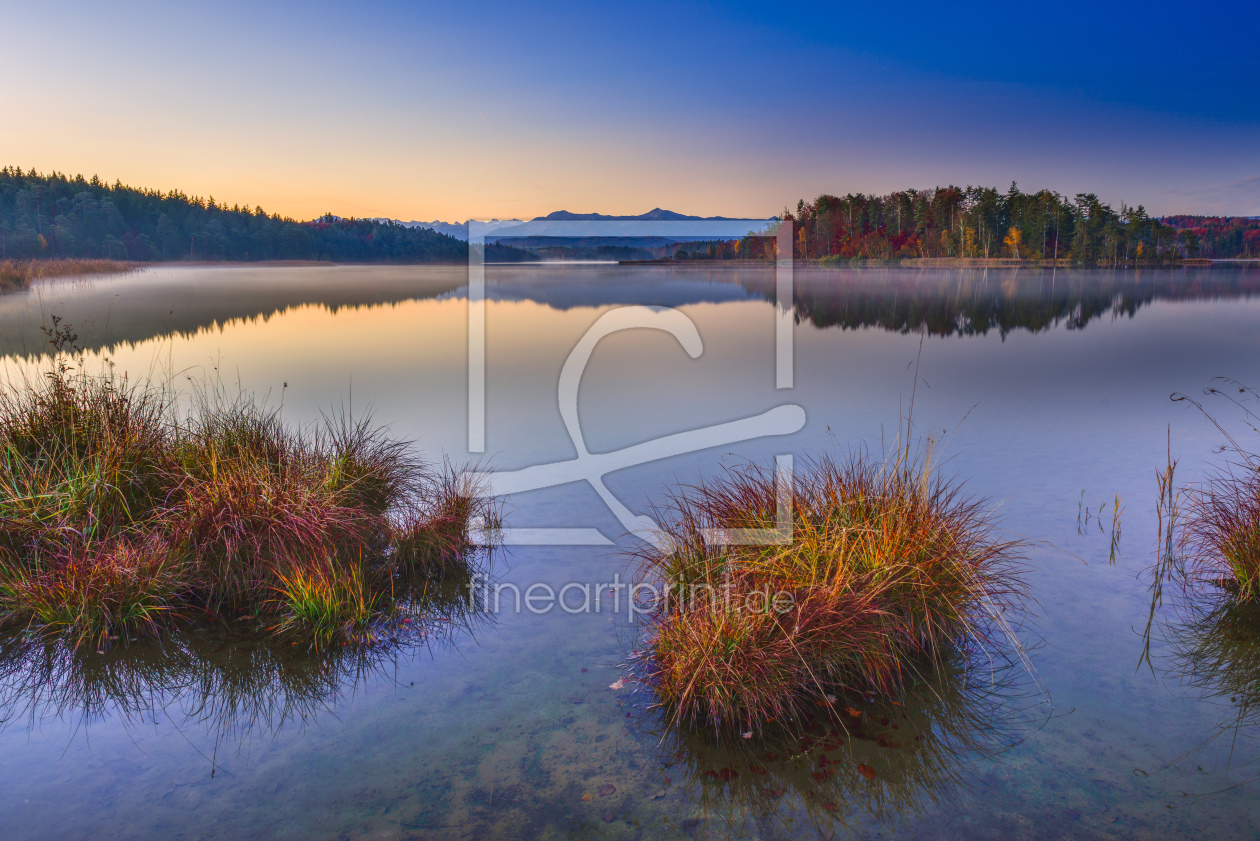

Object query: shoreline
[0,258,139,290]
[619,256,1229,268]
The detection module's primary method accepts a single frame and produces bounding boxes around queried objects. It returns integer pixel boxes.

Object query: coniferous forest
[0,168,534,263]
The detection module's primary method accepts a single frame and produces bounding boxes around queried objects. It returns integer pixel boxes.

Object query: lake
[1,262,1259,839]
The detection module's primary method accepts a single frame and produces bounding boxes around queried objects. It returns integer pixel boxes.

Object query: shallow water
[2,263,1260,839]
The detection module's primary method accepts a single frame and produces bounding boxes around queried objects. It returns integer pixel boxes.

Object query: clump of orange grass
[0,326,499,649]
[636,447,1027,732]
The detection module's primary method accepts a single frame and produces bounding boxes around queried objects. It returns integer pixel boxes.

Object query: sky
[2,0,1257,221]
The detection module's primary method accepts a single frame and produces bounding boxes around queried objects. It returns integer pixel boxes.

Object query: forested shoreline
[1161,215,1260,259]
[0,168,534,264]
[777,184,1246,265]
[616,187,1256,265]
[4,168,1254,267]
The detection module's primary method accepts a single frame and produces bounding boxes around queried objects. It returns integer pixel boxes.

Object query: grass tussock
[636,449,1026,732]
[1183,470,1260,600]
[0,347,498,649]
[0,258,137,291]
[1161,380,1260,603]
[0,534,182,648]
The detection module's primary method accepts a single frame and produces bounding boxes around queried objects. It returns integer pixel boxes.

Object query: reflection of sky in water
[1,265,1260,838]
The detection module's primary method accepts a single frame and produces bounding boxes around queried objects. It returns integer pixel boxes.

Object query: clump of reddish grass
[390,465,495,571]
[649,586,895,729]
[0,343,173,549]
[0,332,500,648]
[0,534,183,650]
[636,449,1026,732]
[167,399,375,606]
[1182,470,1260,600]
[1162,380,1260,602]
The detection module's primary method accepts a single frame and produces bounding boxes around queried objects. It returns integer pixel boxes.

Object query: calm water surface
[1,263,1259,839]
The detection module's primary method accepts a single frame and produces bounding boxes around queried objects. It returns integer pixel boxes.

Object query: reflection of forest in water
[0,265,468,359]
[644,638,1042,838]
[741,265,1260,337]
[5,265,1259,363]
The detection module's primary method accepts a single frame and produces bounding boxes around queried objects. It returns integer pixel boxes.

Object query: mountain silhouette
[533,208,743,222]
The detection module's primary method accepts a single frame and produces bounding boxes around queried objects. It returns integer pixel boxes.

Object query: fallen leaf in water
[664,775,671,784]
[811,770,832,781]
[844,706,861,718]
[581,793,592,802]
[769,789,784,798]
[858,764,876,780]
[598,784,616,797]
[763,753,777,761]
[823,802,838,812]
[742,731,753,739]
[718,768,739,782]
[880,718,890,726]
[609,679,626,690]
[749,764,768,775]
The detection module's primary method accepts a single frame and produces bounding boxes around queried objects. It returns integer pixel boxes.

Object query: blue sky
[2,0,1256,219]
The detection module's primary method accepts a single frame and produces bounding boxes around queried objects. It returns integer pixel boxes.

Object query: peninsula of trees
[778,185,1231,264]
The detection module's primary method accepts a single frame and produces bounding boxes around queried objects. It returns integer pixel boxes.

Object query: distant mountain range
[378,209,771,241]
[530,208,750,222]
